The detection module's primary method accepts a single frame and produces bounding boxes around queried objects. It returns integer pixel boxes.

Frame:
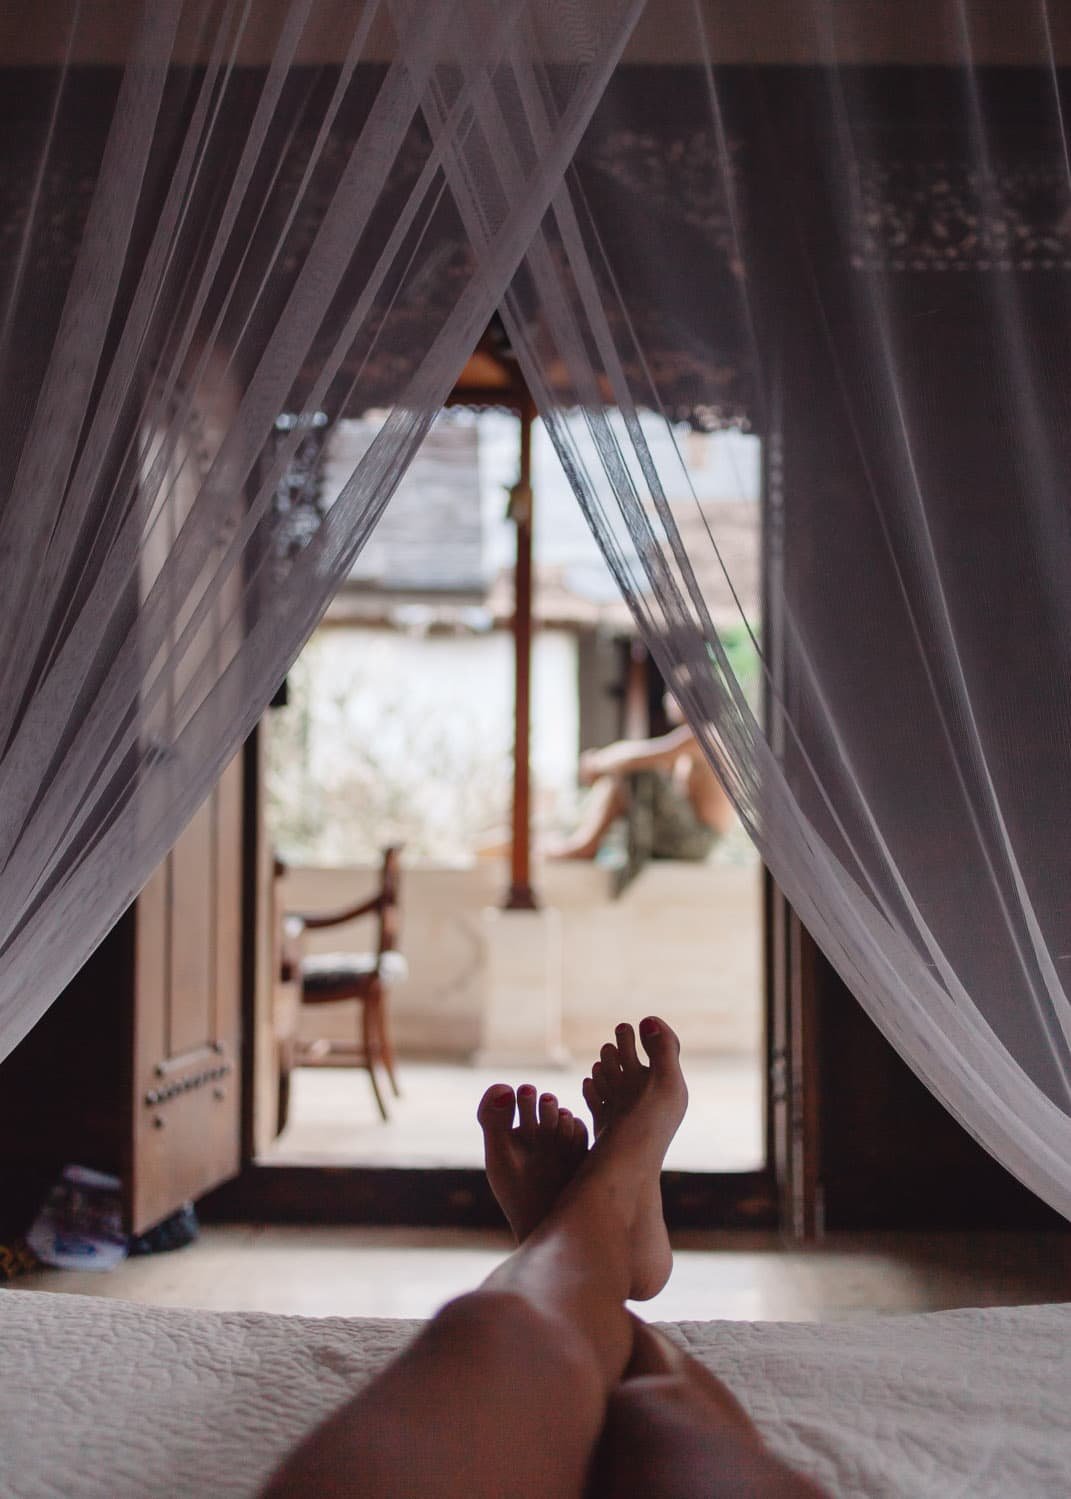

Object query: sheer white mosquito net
[4,0,1071,1220]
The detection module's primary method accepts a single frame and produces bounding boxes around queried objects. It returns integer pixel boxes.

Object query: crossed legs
[590,1316,830,1498]
[261,1019,827,1499]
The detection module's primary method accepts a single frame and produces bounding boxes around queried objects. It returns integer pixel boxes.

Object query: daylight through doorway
[261,411,764,1180]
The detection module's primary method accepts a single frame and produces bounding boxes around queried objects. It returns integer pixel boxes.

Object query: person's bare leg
[481,1033,828,1498]
[260,1017,687,1499]
[589,1318,830,1498]
[578,1028,829,1497]
[483,1032,830,1499]
[546,774,628,859]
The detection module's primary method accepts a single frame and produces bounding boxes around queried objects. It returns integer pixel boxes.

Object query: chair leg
[361,995,390,1123]
[276,1039,294,1136]
[378,995,401,1098]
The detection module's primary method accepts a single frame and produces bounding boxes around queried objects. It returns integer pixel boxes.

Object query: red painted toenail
[640,1017,661,1037]
[519,1084,536,1097]
[493,1090,513,1108]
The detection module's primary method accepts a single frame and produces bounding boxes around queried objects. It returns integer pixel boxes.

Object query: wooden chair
[277,847,405,1124]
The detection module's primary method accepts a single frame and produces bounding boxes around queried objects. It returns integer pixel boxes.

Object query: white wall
[270,625,580,864]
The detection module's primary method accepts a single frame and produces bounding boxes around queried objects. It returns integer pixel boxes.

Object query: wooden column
[505,402,538,910]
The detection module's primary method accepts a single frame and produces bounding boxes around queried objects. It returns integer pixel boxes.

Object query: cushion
[301,950,408,996]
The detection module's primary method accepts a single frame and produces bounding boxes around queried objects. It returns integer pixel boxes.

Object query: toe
[555,1106,573,1145]
[638,1016,681,1072]
[600,1042,623,1088]
[517,1083,539,1140]
[591,1060,611,1101]
[571,1116,589,1153]
[583,1075,608,1134]
[477,1084,516,1131]
[538,1092,560,1133]
[615,1022,640,1074]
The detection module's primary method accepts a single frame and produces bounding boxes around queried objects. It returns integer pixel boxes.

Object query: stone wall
[282,856,762,1063]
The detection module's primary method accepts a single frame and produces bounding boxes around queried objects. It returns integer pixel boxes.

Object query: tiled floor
[264,1056,764,1173]
[15,1224,1071,1322]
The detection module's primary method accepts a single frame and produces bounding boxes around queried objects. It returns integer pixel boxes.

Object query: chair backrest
[377,845,402,957]
[275,847,402,979]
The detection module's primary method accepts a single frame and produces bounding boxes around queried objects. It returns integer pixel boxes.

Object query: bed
[1,1290,1068,1496]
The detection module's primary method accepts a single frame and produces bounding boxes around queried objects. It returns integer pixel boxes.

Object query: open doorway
[256,407,767,1207]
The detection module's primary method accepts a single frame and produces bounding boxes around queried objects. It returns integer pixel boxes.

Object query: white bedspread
[1,1290,1069,1496]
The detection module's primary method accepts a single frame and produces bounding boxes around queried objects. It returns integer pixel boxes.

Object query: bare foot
[478,1082,589,1244]
[578,1017,688,1301]
[543,836,598,861]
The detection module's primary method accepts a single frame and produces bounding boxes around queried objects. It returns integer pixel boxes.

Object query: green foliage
[713,622,761,711]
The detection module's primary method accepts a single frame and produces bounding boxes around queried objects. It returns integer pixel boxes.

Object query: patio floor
[263,1054,764,1173]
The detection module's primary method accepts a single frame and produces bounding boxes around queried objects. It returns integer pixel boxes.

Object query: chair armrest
[289,893,384,931]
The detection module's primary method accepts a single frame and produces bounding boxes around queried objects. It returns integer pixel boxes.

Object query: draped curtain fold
[0,0,638,1057]
[4,0,1071,1221]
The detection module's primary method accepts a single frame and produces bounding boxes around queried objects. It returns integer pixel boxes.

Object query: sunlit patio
[264,1054,763,1174]
[267,845,765,1172]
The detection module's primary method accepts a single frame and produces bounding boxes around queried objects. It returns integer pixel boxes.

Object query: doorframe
[761,389,823,1242]
[223,439,790,1235]
[766,878,822,1241]
[216,731,782,1232]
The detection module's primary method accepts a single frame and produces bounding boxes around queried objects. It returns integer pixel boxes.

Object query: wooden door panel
[168,795,215,1056]
[130,752,243,1234]
[216,759,243,1061]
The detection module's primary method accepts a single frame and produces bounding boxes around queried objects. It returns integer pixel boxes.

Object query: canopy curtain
[6,0,1071,1226]
[435,1,1071,1217]
[0,0,638,1059]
